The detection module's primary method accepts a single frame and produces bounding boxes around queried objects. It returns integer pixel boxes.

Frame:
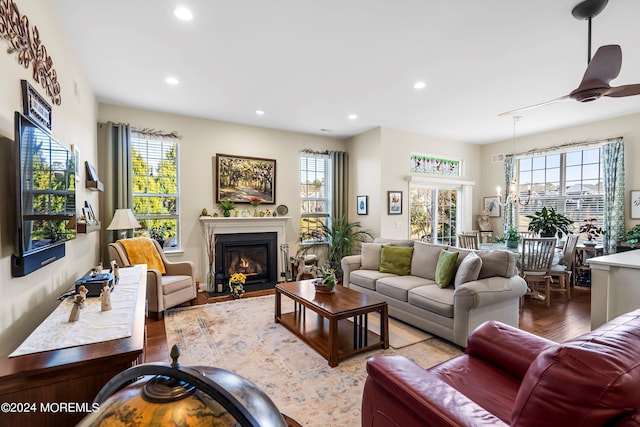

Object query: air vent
[491,153,505,163]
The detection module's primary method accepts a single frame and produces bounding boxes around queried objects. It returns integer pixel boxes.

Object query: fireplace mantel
[199,216,291,288]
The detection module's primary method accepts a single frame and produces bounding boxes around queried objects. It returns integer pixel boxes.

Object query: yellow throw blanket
[119,238,166,274]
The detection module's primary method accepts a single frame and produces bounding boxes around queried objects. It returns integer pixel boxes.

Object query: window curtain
[602,139,625,254]
[97,122,133,262]
[503,155,516,234]
[330,151,348,221]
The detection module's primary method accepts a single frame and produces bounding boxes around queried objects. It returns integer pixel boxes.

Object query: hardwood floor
[144,286,592,363]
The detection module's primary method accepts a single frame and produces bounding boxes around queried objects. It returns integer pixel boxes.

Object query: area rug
[165,295,461,427]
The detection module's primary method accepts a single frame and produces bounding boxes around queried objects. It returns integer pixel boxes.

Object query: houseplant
[579,218,603,246]
[315,265,337,292]
[228,273,246,298]
[505,226,521,248]
[300,216,373,281]
[218,200,235,217]
[525,207,573,238]
[624,225,640,249]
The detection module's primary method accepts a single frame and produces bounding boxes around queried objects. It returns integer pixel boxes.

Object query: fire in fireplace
[215,232,278,292]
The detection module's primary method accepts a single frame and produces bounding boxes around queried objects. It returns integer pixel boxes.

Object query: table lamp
[107,208,141,240]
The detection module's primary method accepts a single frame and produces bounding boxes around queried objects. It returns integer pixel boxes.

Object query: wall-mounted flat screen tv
[12,111,76,276]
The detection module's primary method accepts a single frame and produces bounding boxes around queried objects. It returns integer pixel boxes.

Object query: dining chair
[520,237,557,307]
[458,232,479,249]
[549,234,579,300]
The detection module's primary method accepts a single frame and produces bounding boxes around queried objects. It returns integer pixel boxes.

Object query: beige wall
[479,113,640,236]
[0,0,98,354]
[97,104,347,281]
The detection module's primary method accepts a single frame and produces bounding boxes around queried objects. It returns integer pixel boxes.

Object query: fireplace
[215,232,278,292]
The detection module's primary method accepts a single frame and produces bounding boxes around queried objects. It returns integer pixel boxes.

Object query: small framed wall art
[484,196,501,218]
[388,191,402,215]
[631,191,640,219]
[357,195,368,215]
[21,79,52,130]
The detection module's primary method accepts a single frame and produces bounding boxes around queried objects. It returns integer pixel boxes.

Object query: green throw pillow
[435,250,459,288]
[379,245,414,276]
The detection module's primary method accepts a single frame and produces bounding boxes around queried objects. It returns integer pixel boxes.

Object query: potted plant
[505,226,520,248]
[218,200,236,217]
[525,207,573,238]
[300,216,373,281]
[315,265,336,292]
[624,225,640,249]
[579,218,603,246]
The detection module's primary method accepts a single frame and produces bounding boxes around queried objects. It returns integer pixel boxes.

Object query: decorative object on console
[0,1,62,105]
[68,295,82,322]
[218,199,236,217]
[631,190,640,219]
[106,208,141,240]
[387,191,402,215]
[229,273,246,299]
[276,204,288,216]
[215,154,276,204]
[250,197,262,217]
[100,285,112,311]
[357,195,368,215]
[579,218,603,246]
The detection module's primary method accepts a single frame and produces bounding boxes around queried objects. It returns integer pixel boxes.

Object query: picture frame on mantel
[631,190,640,219]
[215,154,276,204]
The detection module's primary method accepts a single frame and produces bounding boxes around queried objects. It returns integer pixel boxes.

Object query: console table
[0,265,147,426]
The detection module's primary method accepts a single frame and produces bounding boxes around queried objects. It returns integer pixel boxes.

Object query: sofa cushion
[477,250,517,279]
[410,241,449,280]
[350,269,396,291]
[161,275,193,294]
[454,251,483,287]
[361,243,382,270]
[435,250,459,288]
[380,245,414,276]
[408,285,455,318]
[374,238,415,247]
[376,276,435,302]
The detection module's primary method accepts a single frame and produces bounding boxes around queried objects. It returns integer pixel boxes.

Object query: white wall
[0,0,98,355]
[479,113,640,236]
[97,103,347,281]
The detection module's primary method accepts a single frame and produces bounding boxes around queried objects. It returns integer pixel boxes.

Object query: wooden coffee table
[275,280,389,367]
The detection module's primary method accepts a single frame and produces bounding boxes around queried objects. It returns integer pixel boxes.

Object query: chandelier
[496,116,531,207]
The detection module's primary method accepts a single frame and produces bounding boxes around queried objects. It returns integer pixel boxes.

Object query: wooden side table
[574,244,604,287]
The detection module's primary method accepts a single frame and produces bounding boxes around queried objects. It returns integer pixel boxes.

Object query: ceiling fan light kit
[499,0,640,116]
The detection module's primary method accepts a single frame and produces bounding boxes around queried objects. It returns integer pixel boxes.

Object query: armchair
[108,238,197,319]
[362,309,640,426]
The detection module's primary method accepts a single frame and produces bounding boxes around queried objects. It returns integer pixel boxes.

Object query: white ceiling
[51,0,640,144]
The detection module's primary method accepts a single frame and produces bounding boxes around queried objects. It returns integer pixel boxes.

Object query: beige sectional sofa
[341,238,527,347]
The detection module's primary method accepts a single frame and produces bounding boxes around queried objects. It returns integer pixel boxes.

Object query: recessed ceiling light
[348,114,358,120]
[256,110,265,115]
[413,81,427,90]
[174,7,193,21]
[165,76,179,85]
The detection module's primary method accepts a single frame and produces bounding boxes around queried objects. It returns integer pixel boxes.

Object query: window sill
[163,249,184,256]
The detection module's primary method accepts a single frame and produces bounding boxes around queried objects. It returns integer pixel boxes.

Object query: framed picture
[357,195,368,215]
[85,161,99,182]
[484,196,501,218]
[388,191,402,215]
[84,200,97,223]
[21,79,52,130]
[631,191,640,219]
[216,154,276,203]
[72,144,80,182]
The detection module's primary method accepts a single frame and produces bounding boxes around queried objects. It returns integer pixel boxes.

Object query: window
[131,136,180,249]
[517,147,603,240]
[409,186,458,244]
[300,154,331,243]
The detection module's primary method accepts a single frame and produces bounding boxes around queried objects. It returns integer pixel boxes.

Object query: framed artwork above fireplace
[215,154,276,204]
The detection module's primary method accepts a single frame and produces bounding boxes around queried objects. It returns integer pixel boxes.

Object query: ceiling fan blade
[604,84,640,98]
[498,95,571,116]
[577,45,622,89]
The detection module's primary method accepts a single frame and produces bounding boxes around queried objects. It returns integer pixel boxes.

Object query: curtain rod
[508,136,623,158]
[98,122,182,140]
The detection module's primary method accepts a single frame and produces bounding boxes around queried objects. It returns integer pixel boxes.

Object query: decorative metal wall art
[410,153,461,176]
[1,0,62,105]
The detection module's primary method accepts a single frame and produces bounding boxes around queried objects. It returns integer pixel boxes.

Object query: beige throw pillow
[454,251,483,287]
[361,243,382,270]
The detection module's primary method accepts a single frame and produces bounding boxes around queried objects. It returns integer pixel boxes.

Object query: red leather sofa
[362,309,640,426]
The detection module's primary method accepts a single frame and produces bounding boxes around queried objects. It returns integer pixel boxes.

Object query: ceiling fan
[499,0,640,116]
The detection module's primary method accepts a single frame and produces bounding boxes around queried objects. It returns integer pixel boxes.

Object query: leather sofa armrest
[340,255,361,287]
[364,356,508,427]
[466,320,556,379]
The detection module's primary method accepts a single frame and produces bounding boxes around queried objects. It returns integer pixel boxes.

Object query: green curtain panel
[98,122,133,262]
[602,139,625,254]
[503,155,516,235]
[330,151,348,220]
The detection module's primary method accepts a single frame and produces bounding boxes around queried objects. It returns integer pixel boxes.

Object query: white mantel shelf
[199,216,291,226]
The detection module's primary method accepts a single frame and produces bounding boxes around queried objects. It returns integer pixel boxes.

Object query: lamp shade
[107,209,141,231]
